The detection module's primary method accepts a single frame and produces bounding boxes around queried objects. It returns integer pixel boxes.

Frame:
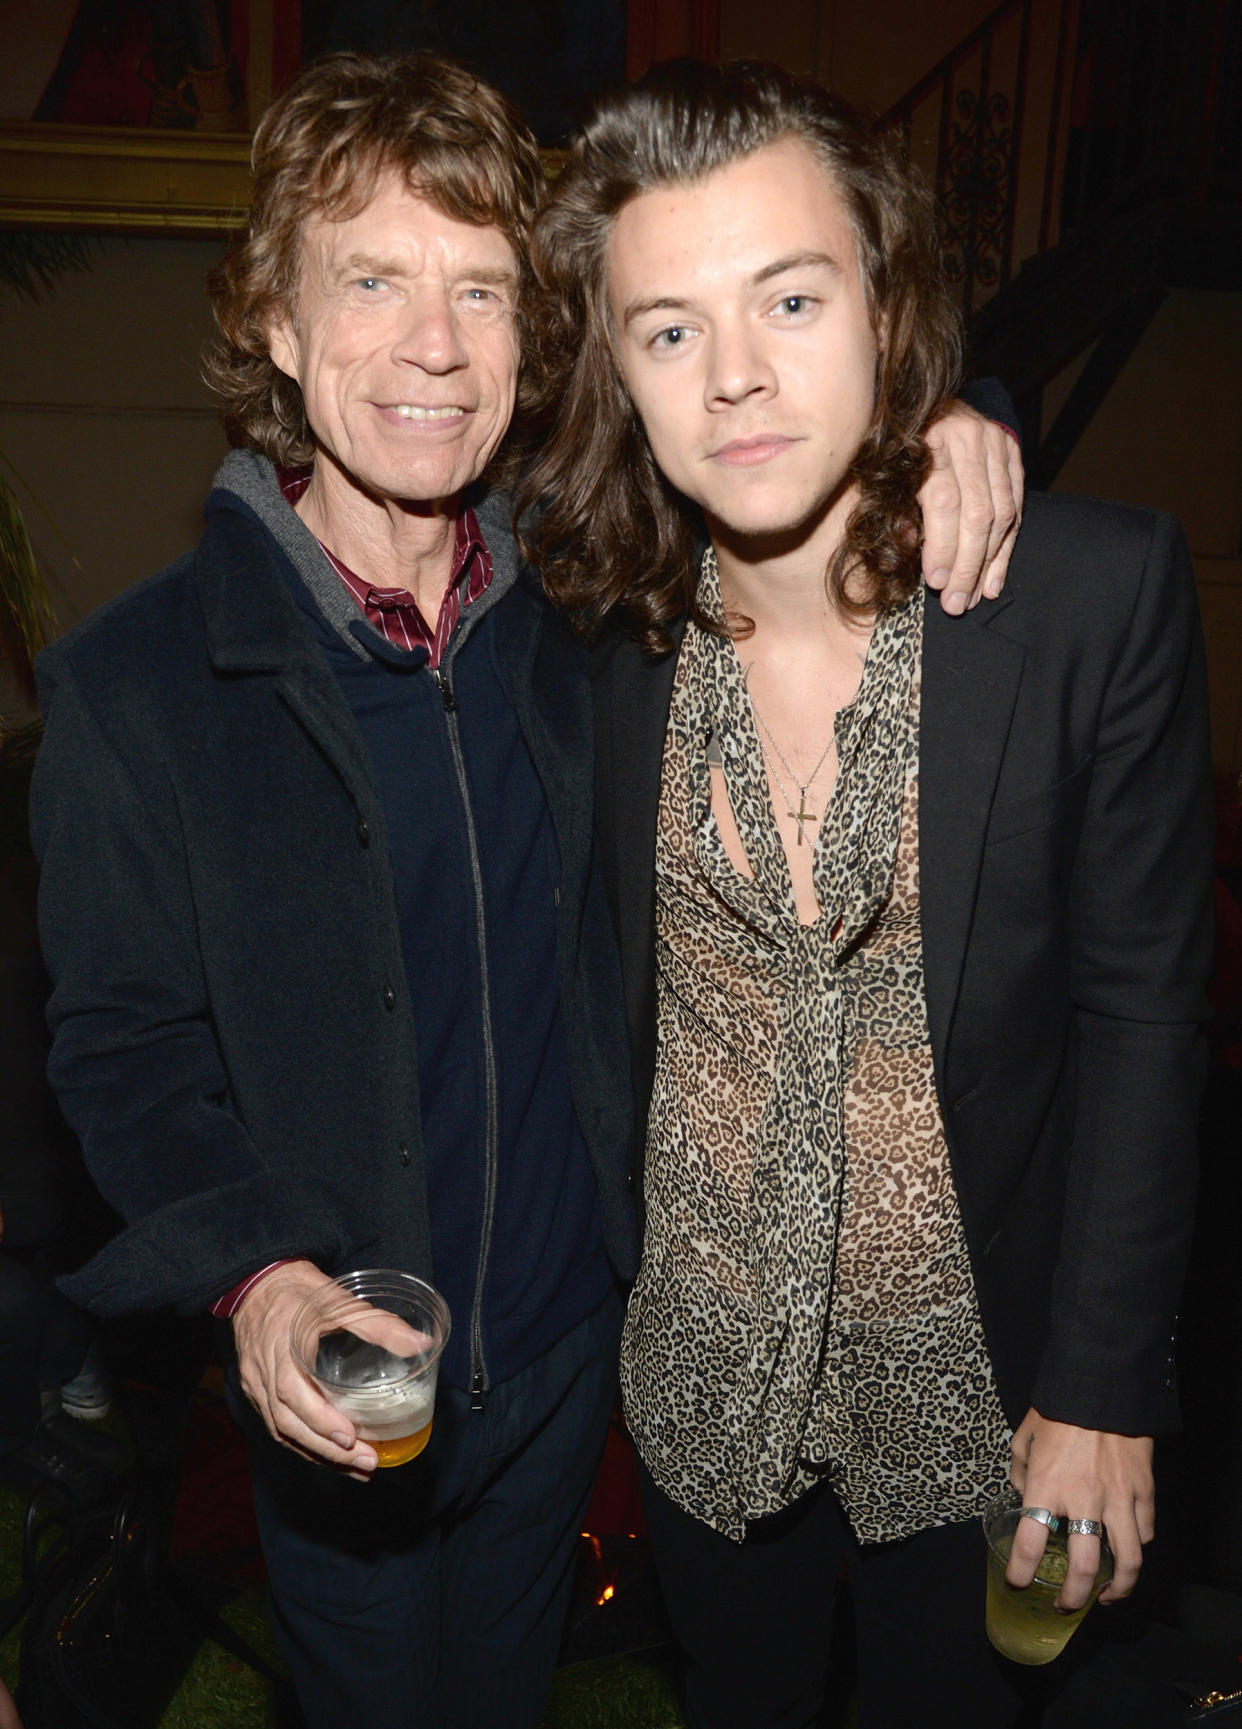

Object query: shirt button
[356,815,370,846]
[398,1144,411,1167]
[382,985,396,1012]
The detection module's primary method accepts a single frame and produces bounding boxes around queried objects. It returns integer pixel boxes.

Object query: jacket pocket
[984,755,1094,847]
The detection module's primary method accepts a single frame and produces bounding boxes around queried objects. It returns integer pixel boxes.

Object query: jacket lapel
[919,595,1026,1081]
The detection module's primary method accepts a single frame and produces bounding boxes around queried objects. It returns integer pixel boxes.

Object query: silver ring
[1065,1518,1105,1539]
[1019,1506,1061,1530]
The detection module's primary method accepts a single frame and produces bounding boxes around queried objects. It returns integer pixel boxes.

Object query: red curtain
[626,0,720,82]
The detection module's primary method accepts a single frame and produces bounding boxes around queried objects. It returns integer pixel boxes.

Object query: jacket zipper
[434,664,497,1410]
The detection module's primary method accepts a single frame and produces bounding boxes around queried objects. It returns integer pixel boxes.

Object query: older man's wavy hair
[205,52,544,470]
[517,60,963,651]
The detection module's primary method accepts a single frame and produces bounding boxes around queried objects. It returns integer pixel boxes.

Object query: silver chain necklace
[749,695,837,847]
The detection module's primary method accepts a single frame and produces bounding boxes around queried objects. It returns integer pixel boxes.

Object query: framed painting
[0,0,292,234]
[0,0,718,236]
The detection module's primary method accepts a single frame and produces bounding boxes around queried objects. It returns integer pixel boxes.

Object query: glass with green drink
[982,1487,1113,1665]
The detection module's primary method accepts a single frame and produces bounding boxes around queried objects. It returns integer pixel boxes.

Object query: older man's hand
[920,402,1024,615]
[233,1258,379,1479]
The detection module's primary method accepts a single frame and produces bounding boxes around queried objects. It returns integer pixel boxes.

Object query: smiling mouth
[388,404,466,420]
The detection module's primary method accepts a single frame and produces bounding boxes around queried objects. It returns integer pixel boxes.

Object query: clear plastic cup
[290,1271,450,1467]
[983,1487,1113,1665]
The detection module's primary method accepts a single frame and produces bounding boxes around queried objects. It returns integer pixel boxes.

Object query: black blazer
[591,491,1213,1438]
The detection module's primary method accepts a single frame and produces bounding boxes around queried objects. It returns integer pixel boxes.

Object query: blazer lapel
[919,596,1026,1081]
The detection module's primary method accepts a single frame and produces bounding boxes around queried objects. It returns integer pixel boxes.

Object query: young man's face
[606,138,879,552]
[268,171,521,511]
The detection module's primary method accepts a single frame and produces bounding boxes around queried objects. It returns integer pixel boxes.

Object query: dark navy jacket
[30,463,640,1352]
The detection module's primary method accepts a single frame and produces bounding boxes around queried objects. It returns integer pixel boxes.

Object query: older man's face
[269,171,521,509]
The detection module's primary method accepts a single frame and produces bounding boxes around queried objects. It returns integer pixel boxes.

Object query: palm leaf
[0,232,97,305]
[0,469,58,698]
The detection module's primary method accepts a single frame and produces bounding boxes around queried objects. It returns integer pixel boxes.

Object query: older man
[31,53,1020,1729]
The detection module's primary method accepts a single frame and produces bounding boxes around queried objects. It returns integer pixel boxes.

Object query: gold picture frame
[0,0,273,236]
[0,121,252,236]
[0,0,603,237]
[0,124,572,236]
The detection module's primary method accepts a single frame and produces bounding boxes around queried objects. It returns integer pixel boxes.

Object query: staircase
[886,0,1242,486]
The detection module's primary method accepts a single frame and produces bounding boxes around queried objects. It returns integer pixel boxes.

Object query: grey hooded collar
[210,448,524,664]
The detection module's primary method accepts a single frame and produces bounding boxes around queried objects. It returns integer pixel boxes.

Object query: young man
[28,52,1018,1729]
[523,60,1213,1726]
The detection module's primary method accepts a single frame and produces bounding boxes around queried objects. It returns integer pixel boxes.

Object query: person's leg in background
[0,1254,45,1464]
[0,1252,122,1502]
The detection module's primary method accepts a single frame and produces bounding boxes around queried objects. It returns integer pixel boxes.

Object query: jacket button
[398,1144,411,1167]
[382,985,396,1012]
[356,815,370,846]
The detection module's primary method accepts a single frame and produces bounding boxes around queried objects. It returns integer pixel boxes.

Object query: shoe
[59,1342,113,1422]
[0,1413,128,1506]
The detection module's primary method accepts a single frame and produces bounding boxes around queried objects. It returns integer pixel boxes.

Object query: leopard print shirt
[620,554,1010,1542]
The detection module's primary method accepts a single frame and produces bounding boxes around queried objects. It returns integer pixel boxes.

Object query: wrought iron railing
[886,0,1242,315]
[886,0,1047,314]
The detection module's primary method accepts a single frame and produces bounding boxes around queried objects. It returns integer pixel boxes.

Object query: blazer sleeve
[1029,511,1213,1434]
[29,649,374,1316]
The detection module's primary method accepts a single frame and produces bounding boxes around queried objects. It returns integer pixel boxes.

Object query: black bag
[15,1482,194,1729]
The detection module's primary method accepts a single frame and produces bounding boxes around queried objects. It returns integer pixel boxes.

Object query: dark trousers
[247,1292,621,1729]
[639,1457,1027,1729]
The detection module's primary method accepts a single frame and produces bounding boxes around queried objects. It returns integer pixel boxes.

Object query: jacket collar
[196,450,526,675]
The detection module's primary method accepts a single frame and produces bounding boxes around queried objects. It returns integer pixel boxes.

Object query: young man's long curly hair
[204,52,544,472]
[516,60,963,652]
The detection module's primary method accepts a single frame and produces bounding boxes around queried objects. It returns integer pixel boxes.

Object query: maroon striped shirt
[277,467,492,669]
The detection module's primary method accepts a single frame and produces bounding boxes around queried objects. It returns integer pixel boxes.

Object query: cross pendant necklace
[788,791,818,843]
[749,697,836,848]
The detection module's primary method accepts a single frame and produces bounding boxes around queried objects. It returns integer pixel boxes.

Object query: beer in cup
[290,1271,450,1467]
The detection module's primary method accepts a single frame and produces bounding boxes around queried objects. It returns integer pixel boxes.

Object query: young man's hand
[919,402,1024,614]
[1007,1407,1154,1610]
[233,1258,379,1480]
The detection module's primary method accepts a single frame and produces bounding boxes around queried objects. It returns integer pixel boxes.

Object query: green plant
[0,233,96,306]
[0,230,93,731]
[0,468,57,709]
